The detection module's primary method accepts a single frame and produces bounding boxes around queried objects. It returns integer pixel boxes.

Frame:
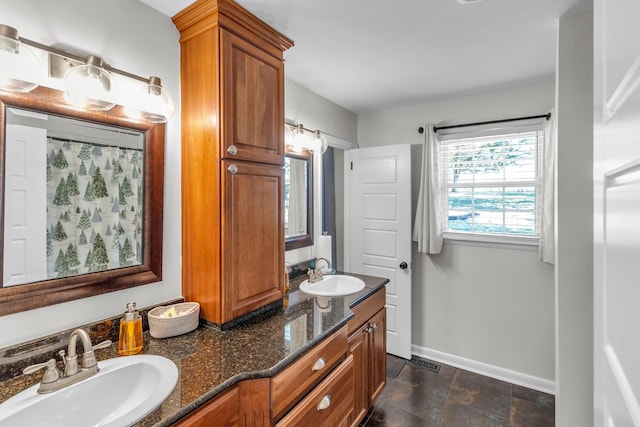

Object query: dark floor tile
[446,369,512,419]
[379,363,453,422]
[386,354,406,378]
[510,396,555,427]
[364,400,436,427]
[512,384,555,411]
[439,400,509,427]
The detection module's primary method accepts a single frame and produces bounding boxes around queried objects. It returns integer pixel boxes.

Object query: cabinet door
[222,160,284,321]
[174,379,269,427]
[175,386,239,427]
[221,30,284,165]
[347,323,369,426]
[369,308,387,403]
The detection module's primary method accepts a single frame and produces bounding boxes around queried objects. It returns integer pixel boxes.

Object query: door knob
[399,262,408,269]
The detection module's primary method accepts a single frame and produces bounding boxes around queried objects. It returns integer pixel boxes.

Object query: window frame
[438,126,544,245]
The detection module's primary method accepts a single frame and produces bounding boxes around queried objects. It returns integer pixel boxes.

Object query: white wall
[284,79,357,266]
[358,80,557,386]
[0,0,182,348]
[555,9,593,425]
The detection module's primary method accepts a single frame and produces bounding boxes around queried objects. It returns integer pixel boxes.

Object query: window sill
[442,232,539,250]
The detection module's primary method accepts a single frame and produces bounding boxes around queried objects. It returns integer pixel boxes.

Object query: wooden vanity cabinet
[347,288,387,426]
[174,379,270,427]
[173,0,293,324]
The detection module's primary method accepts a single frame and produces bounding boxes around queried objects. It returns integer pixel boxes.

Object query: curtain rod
[430,113,551,133]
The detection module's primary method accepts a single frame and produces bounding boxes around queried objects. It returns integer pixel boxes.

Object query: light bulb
[139,76,174,123]
[64,56,118,111]
[313,130,328,153]
[0,25,41,93]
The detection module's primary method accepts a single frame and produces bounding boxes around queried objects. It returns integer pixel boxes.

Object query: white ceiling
[141,0,591,114]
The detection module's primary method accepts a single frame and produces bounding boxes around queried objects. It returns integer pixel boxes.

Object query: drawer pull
[227,144,238,155]
[228,164,238,174]
[311,357,326,371]
[316,395,331,411]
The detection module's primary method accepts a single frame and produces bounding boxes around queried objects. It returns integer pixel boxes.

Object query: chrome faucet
[22,328,111,394]
[307,257,332,283]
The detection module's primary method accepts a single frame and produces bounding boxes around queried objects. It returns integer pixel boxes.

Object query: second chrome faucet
[307,257,332,283]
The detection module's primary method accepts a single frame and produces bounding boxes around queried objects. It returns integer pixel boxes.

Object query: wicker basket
[148,302,200,339]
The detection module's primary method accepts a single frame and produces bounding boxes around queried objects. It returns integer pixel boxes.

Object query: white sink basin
[300,274,365,297]
[0,354,178,427]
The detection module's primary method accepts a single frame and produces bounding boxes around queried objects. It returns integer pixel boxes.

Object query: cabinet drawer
[347,287,385,335]
[271,325,348,419]
[276,355,354,427]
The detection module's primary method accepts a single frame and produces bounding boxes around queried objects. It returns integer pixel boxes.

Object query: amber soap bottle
[118,302,143,356]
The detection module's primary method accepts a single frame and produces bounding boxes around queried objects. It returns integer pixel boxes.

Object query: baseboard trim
[411,344,556,395]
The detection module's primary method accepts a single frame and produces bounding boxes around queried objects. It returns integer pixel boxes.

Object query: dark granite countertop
[0,273,387,427]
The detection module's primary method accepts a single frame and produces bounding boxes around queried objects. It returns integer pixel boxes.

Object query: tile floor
[361,355,555,427]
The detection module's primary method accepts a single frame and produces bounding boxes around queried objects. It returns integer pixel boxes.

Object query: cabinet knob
[311,357,326,371]
[227,144,238,155]
[228,164,238,174]
[316,395,331,411]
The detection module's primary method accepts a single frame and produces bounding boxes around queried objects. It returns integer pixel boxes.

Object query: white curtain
[539,109,556,264]
[412,124,443,254]
[288,159,307,235]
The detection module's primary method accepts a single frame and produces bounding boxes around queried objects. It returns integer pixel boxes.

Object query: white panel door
[594,0,640,424]
[345,144,412,359]
[3,124,47,286]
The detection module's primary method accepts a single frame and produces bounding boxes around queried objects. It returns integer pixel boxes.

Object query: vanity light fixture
[0,24,174,123]
[285,122,327,154]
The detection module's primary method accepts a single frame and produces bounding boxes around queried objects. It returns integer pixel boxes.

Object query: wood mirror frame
[284,150,313,251]
[0,86,164,315]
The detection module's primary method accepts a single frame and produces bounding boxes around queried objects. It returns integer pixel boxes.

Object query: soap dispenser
[118,302,143,356]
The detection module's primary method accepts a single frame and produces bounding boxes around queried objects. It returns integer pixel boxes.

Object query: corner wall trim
[411,345,556,395]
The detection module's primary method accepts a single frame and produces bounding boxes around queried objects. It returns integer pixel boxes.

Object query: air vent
[410,356,441,373]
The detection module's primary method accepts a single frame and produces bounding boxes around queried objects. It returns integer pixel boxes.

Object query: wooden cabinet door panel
[175,386,239,427]
[347,323,369,426]
[369,308,387,403]
[221,30,284,165]
[222,160,284,321]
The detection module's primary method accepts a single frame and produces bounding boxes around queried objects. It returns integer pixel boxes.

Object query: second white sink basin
[300,274,365,297]
[0,354,178,427]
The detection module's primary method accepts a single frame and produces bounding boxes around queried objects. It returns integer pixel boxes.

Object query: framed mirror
[0,86,164,315]
[284,151,313,250]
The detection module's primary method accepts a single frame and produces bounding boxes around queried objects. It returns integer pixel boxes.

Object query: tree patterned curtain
[46,136,143,279]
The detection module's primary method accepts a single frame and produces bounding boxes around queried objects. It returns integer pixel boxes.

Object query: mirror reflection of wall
[4,107,144,287]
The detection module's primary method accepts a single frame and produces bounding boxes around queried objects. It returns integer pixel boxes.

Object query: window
[439,129,542,241]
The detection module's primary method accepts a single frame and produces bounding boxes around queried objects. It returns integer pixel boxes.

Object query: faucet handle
[81,340,112,369]
[93,340,112,351]
[23,359,60,384]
